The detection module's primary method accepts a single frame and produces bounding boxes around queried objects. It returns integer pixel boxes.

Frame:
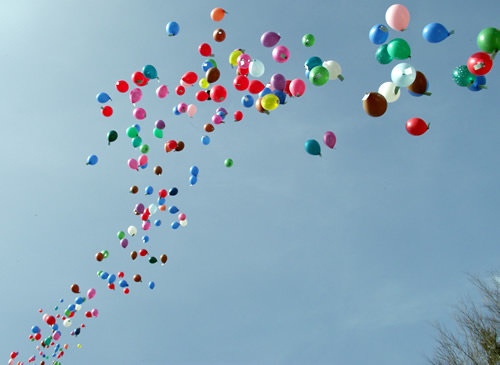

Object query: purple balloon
[135,203,145,214]
[260,31,281,47]
[270,73,286,91]
[120,239,129,248]
[155,120,165,130]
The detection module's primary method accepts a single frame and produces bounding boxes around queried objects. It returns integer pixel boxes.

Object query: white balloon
[148,204,158,215]
[180,219,188,227]
[249,59,265,78]
[63,319,72,328]
[378,81,401,103]
[322,60,344,81]
[128,225,137,237]
[391,63,416,87]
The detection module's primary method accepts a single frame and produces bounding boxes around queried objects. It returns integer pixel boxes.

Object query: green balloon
[126,126,138,138]
[153,127,163,139]
[149,256,158,264]
[207,58,217,69]
[224,158,233,167]
[302,33,315,47]
[452,65,475,87]
[117,231,125,240]
[107,130,118,145]
[309,66,329,86]
[140,144,150,154]
[387,38,411,60]
[477,27,500,53]
[132,136,142,148]
[376,44,393,64]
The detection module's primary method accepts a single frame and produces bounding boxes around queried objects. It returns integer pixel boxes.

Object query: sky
[1,0,500,364]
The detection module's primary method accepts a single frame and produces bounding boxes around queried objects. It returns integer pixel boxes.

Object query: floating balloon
[156,85,168,98]
[143,64,157,80]
[107,130,118,145]
[149,281,155,289]
[387,38,411,59]
[210,85,227,102]
[70,284,80,294]
[272,45,289,63]
[224,158,233,167]
[322,60,344,81]
[133,107,146,120]
[261,31,281,47]
[196,90,209,102]
[128,158,139,171]
[116,80,129,93]
[199,43,213,57]
[237,53,252,69]
[406,118,429,136]
[201,135,210,145]
[309,66,329,86]
[175,85,185,95]
[213,28,226,42]
[249,59,265,77]
[128,225,137,236]
[289,79,306,97]
[211,7,227,21]
[376,44,393,64]
[270,73,286,91]
[234,110,243,121]
[305,139,321,156]
[248,80,265,94]
[422,23,453,43]
[477,27,500,54]
[378,81,401,102]
[302,33,315,47]
[407,71,431,95]
[96,92,111,103]
[87,288,96,300]
[206,67,220,83]
[101,105,113,117]
[468,75,487,92]
[467,52,493,76]
[182,71,198,85]
[391,63,416,87]
[261,94,280,110]
[369,24,389,44]
[154,166,163,175]
[362,92,388,117]
[131,71,148,87]
[452,65,475,87]
[86,155,98,166]
[323,131,336,149]
[385,4,410,31]
[166,21,179,36]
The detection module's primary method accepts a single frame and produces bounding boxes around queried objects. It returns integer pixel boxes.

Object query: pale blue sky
[1,1,500,364]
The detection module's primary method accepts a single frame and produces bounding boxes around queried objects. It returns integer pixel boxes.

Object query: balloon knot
[338,74,345,81]
[424,92,432,96]
[448,30,455,35]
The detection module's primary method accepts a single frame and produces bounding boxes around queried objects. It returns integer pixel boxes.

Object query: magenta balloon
[135,203,145,214]
[120,238,128,248]
[260,31,281,47]
[156,84,168,98]
[87,288,96,300]
[270,73,286,91]
[142,220,151,230]
[323,131,336,149]
[138,154,148,166]
[155,120,165,129]
[289,79,306,97]
[129,88,142,104]
[128,158,139,170]
[272,45,290,63]
[133,107,146,120]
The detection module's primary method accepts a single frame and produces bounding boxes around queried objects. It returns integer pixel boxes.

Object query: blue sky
[1,0,500,364]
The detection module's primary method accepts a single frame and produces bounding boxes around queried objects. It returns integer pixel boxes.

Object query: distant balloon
[302,33,315,47]
[70,284,80,294]
[467,52,493,76]
[378,81,401,102]
[249,59,265,77]
[86,155,98,166]
[201,135,210,145]
[166,21,179,36]
[261,31,281,47]
[289,79,306,97]
[407,71,431,95]
[149,281,155,289]
[128,158,139,171]
[156,85,168,98]
[101,105,113,117]
[87,288,96,300]
[391,63,416,87]
[406,118,429,136]
[422,23,453,43]
[213,28,226,42]
[387,38,411,59]
[452,65,475,87]
[96,92,111,103]
[323,131,336,149]
[376,44,393,64]
[211,7,227,21]
[224,158,233,167]
[107,130,118,145]
[477,27,500,53]
[272,45,289,63]
[305,139,321,156]
[143,64,157,79]
[115,80,129,93]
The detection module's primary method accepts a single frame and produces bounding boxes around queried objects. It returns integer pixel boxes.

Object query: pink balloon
[138,154,148,167]
[289,79,306,97]
[133,107,146,120]
[87,288,96,299]
[187,104,197,118]
[128,158,139,171]
[52,332,60,341]
[142,220,151,230]
[212,114,223,125]
[237,53,252,69]
[272,45,290,63]
[129,88,142,104]
[385,4,410,31]
[91,308,99,317]
[323,131,336,149]
[178,213,186,221]
[180,79,193,88]
[177,103,188,113]
[156,84,168,98]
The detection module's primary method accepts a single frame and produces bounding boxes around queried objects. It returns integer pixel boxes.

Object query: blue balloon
[202,61,214,72]
[304,139,321,156]
[158,197,166,206]
[119,280,129,288]
[369,24,389,45]
[142,65,157,79]
[168,205,179,214]
[31,326,40,334]
[86,154,98,165]
[133,124,141,133]
[273,90,287,104]
[241,95,254,108]
[68,304,76,311]
[468,75,487,92]
[154,219,161,227]
[166,21,179,36]
[422,23,452,43]
[140,162,148,169]
[173,106,181,116]
[201,135,210,145]
[304,56,322,71]
[259,87,272,98]
[169,187,178,196]
[145,186,154,195]
[75,296,85,305]
[100,272,109,280]
[96,92,111,103]
[217,111,227,120]
[171,221,180,229]
[148,281,155,289]
[189,175,198,185]
[108,273,116,284]
[190,165,199,176]
[142,235,149,243]
[52,324,59,331]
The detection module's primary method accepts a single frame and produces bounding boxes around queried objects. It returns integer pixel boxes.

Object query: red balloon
[210,85,227,102]
[467,52,493,76]
[108,283,115,290]
[248,80,265,94]
[198,43,213,57]
[159,189,167,198]
[44,315,56,326]
[101,106,113,117]
[10,352,18,359]
[124,288,130,294]
[284,80,292,97]
[139,249,148,256]
[167,140,177,150]
[85,311,92,318]
[196,90,209,102]
[233,75,249,91]
[175,85,185,95]
[234,110,243,121]
[181,71,198,85]
[237,66,249,76]
[131,71,149,87]
[117,272,124,278]
[115,80,129,93]
[406,118,429,136]
[70,284,80,293]
[34,333,41,340]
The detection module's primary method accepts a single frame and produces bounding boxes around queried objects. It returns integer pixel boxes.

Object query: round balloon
[166,21,179,36]
[406,118,429,136]
[362,92,388,117]
[323,131,336,149]
[422,23,453,43]
[305,139,321,156]
[369,24,389,44]
[385,4,410,31]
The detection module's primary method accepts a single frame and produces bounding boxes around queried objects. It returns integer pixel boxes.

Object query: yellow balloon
[261,94,279,111]
[199,78,209,88]
[229,50,243,66]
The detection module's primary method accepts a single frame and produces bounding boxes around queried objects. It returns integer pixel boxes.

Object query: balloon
[130,251,138,260]
[234,110,243,121]
[362,92,388,117]
[206,67,220,83]
[166,21,179,36]
[452,65,475,87]
[387,38,411,59]
[237,53,252,69]
[305,56,322,71]
[477,27,500,54]
[406,118,429,136]
[133,274,142,283]
[248,80,265,94]
[233,75,249,91]
[128,158,139,171]
[154,166,163,176]
[467,52,493,76]
[270,73,286,91]
[149,281,155,289]
[229,49,243,66]
[190,175,198,185]
[149,256,158,264]
[212,114,223,125]
[323,131,336,149]
[305,139,321,156]
[96,92,111,103]
[201,135,210,145]
[196,90,209,102]
[160,254,168,264]
[131,71,148,87]
[272,45,289,63]
[118,231,125,239]
[116,80,129,93]
[241,94,254,107]
[407,71,431,96]
[391,63,416,87]
[91,308,99,317]
[422,23,453,43]
[107,130,118,145]
[70,284,80,294]
[169,187,178,196]
[63,319,72,327]
[224,158,233,167]
[168,206,179,214]
[182,71,198,85]
[385,4,410,31]
[369,24,389,44]
[126,126,139,138]
[213,28,226,42]
[86,154,98,165]
[133,107,146,120]
[120,238,128,248]
[211,7,227,21]
[142,64,157,80]
[468,75,487,92]
[199,43,213,57]
[378,81,401,102]
[87,288,96,300]
[309,66,329,86]
[128,225,137,236]
[376,44,393,64]
[261,94,280,110]
[177,103,188,113]
[210,85,227,102]
[156,85,168,98]
[302,33,315,47]
[175,85,185,95]
[249,59,265,77]
[289,79,306,97]
[261,31,280,47]
[101,105,113,117]
[119,280,129,288]
[130,185,139,194]
[140,144,149,154]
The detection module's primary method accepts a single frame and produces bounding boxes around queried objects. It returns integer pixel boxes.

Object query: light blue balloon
[422,23,453,43]
[369,24,389,45]
[168,205,179,214]
[96,92,111,103]
[142,64,157,79]
[241,95,254,108]
[173,106,181,116]
[189,175,198,185]
[190,165,199,176]
[166,21,179,36]
[86,154,98,165]
[391,63,416,87]
[304,139,321,156]
[171,221,180,229]
[148,281,155,289]
[201,135,210,145]
[133,124,141,133]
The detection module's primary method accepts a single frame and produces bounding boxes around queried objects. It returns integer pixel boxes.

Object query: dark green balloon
[149,256,158,264]
[376,44,393,65]
[387,38,411,60]
[107,130,118,145]
[452,65,475,87]
[477,27,500,53]
[309,66,329,86]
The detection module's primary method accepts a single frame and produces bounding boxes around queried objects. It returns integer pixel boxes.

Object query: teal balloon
[142,65,157,79]
[376,44,393,65]
[132,136,142,148]
[305,139,321,156]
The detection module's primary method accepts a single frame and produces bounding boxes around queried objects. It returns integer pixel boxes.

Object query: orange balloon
[204,123,215,132]
[159,205,166,212]
[210,8,226,21]
[164,142,172,153]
